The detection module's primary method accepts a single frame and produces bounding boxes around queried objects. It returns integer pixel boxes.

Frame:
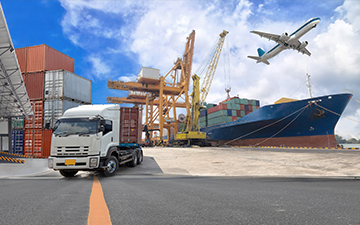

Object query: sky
[1,0,359,139]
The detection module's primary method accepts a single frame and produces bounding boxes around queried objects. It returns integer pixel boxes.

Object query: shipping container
[199,109,207,117]
[207,104,227,114]
[42,129,52,158]
[241,110,245,117]
[24,129,52,158]
[43,99,83,128]
[137,67,160,84]
[240,98,248,105]
[252,105,257,111]
[232,116,237,121]
[15,44,75,73]
[206,103,217,109]
[236,110,241,117]
[119,107,141,143]
[240,104,245,111]
[44,70,92,103]
[23,72,45,100]
[12,117,24,129]
[207,110,227,120]
[24,129,42,158]
[25,101,43,129]
[12,129,24,155]
[244,105,249,111]
[227,109,232,116]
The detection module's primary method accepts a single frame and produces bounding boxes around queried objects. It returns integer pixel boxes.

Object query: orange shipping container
[42,129,53,158]
[25,101,43,129]
[24,129,52,158]
[23,72,45,100]
[15,44,75,73]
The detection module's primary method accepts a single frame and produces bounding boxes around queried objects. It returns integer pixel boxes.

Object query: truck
[48,104,143,177]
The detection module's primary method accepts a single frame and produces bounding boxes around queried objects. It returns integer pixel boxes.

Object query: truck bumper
[48,156,100,170]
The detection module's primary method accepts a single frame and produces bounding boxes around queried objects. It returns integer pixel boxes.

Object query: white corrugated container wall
[43,99,83,128]
[44,70,92,103]
[137,67,160,80]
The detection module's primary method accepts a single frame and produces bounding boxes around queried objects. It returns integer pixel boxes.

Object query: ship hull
[201,93,352,148]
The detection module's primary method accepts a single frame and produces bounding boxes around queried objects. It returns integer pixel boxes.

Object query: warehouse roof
[0,4,33,118]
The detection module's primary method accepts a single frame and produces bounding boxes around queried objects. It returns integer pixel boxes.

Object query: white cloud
[59,0,360,139]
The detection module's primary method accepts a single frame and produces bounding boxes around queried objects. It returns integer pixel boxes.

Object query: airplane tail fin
[257,48,266,57]
[247,55,270,65]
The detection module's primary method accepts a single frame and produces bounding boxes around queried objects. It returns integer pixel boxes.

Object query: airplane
[248,17,321,65]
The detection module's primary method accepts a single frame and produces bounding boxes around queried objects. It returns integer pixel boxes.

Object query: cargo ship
[200,93,352,148]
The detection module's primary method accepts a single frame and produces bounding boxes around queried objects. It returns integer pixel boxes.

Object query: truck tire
[59,170,78,177]
[102,156,119,177]
[137,149,143,165]
[126,151,138,167]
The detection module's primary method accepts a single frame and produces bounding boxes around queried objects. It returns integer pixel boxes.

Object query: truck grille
[56,146,90,156]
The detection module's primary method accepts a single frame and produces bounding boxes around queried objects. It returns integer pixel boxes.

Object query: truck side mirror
[98,126,105,132]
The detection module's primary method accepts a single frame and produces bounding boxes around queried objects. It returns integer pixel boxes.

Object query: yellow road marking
[88,176,112,225]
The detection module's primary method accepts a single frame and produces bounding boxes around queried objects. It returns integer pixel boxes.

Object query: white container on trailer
[44,69,92,103]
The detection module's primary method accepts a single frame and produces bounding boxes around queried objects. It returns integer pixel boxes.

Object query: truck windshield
[53,118,98,136]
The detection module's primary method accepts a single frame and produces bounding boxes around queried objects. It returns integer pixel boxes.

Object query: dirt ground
[143,146,360,177]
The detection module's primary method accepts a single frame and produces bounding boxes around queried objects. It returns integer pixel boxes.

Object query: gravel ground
[143,146,360,177]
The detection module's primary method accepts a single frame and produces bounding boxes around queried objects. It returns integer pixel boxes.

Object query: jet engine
[299,41,308,49]
[279,32,288,41]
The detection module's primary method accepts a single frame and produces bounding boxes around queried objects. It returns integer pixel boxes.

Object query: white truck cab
[48,104,143,177]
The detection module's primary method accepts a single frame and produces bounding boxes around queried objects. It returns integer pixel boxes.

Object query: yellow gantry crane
[107,31,195,144]
[176,30,229,146]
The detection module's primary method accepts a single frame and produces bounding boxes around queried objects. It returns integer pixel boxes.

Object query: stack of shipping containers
[199,97,260,128]
[11,117,25,154]
[15,44,92,158]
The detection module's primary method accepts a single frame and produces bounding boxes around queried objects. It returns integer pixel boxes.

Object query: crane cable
[224,104,309,145]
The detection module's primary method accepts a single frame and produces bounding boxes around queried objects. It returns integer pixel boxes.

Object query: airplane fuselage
[248,17,321,65]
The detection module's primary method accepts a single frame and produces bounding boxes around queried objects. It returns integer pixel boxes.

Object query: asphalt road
[1,156,360,225]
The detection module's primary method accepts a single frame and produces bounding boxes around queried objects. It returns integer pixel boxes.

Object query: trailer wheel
[102,156,119,177]
[127,151,138,167]
[59,170,78,177]
[137,149,143,165]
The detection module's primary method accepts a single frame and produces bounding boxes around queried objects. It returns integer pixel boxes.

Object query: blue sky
[2,0,360,139]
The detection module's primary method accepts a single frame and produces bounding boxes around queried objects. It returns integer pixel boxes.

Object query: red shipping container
[15,44,75,73]
[42,129,53,158]
[24,129,42,158]
[240,104,245,111]
[25,100,43,129]
[24,129,52,158]
[232,116,237,121]
[236,110,241,117]
[245,111,251,115]
[119,107,140,143]
[207,104,227,114]
[23,72,45,100]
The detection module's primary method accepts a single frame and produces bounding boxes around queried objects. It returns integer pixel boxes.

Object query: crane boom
[200,30,229,102]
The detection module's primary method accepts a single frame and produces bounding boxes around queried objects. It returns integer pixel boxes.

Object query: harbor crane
[176,30,229,146]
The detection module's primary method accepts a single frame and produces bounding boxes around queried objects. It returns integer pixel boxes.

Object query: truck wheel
[137,150,143,165]
[102,156,119,177]
[59,170,78,177]
[127,151,138,167]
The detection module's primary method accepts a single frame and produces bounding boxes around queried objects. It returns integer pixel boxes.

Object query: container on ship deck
[207,104,227,114]
[44,69,92,103]
[15,44,75,73]
[43,99,83,129]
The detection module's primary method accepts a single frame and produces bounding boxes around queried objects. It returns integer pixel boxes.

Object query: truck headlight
[89,158,98,168]
[48,158,54,169]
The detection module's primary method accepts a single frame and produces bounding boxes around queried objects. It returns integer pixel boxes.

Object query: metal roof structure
[0,4,33,118]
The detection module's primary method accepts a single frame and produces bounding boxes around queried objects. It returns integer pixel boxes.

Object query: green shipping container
[240,98,248,105]
[241,110,245,117]
[232,110,237,116]
[207,110,227,120]
[12,117,24,129]
[252,105,257,111]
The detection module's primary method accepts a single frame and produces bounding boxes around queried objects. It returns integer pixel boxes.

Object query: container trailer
[48,105,143,177]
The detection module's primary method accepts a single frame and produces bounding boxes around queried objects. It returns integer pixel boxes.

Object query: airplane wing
[250,30,289,45]
[291,40,311,56]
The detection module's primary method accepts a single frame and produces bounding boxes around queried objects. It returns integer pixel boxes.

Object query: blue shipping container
[244,105,249,111]
[12,129,24,155]
[200,110,207,117]
[227,109,232,116]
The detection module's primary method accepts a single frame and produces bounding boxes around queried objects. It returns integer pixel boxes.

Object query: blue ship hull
[201,93,352,148]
